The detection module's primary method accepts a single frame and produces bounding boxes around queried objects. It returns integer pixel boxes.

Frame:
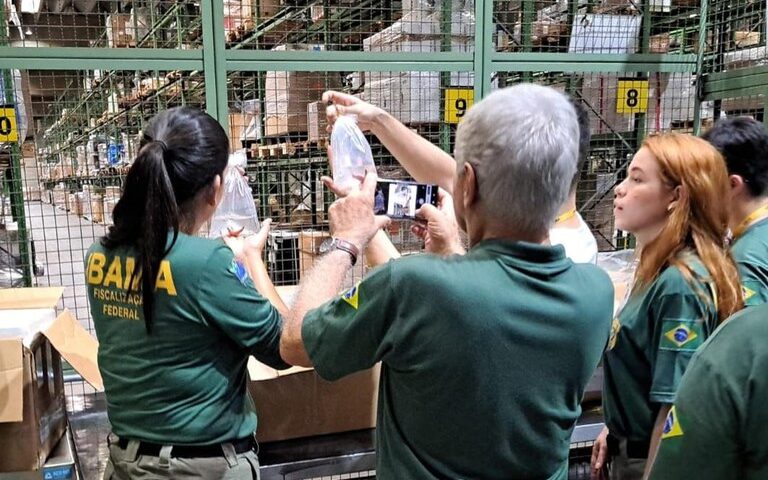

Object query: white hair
[454,84,580,236]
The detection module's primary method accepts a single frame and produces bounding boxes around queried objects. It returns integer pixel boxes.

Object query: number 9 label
[445,89,474,124]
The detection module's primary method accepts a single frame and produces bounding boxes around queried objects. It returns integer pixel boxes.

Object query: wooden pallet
[252,137,329,159]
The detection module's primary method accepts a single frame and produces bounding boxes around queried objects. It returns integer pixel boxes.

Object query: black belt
[607,435,649,459]
[117,436,256,458]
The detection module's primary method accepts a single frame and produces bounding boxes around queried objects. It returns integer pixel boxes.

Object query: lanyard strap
[732,204,768,240]
[555,208,577,225]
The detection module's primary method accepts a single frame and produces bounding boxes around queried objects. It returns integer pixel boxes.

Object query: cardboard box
[86,194,104,224]
[298,230,331,277]
[649,33,670,53]
[248,348,379,443]
[735,31,761,48]
[0,288,102,473]
[229,112,255,151]
[307,101,327,142]
[264,71,341,136]
[245,286,378,444]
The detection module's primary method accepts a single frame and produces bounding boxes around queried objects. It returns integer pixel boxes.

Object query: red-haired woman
[591,133,743,479]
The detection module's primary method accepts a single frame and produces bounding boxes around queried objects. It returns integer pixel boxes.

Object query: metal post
[440,0,452,153]
[0,6,32,286]
[693,0,710,135]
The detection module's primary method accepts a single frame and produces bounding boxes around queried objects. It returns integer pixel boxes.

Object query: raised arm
[323,91,456,192]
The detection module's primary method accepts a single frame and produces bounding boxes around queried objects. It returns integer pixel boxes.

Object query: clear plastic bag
[209,150,260,237]
[597,249,638,315]
[330,115,376,188]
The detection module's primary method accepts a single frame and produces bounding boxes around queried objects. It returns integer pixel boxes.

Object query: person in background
[279,84,614,479]
[322,90,598,263]
[590,133,743,479]
[703,116,768,306]
[648,303,768,479]
[85,107,287,479]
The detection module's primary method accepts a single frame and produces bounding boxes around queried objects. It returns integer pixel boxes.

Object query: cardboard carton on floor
[0,288,103,473]
[248,285,379,443]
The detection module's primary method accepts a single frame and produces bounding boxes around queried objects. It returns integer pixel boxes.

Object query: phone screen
[374,179,438,219]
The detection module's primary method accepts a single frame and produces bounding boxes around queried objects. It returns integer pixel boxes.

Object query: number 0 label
[0,107,18,142]
[445,89,474,124]
[616,80,649,114]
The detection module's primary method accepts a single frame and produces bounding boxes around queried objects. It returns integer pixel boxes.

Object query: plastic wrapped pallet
[644,73,712,133]
[568,14,641,54]
[106,14,133,48]
[366,72,442,124]
[724,46,768,70]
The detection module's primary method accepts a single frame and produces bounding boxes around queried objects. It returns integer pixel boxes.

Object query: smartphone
[374,179,438,219]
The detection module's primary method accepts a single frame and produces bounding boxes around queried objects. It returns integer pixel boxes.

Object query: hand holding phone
[374,179,438,219]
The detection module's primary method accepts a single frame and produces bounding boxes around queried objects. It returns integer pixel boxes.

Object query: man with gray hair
[279,84,614,479]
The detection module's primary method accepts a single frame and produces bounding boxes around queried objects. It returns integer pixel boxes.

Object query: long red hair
[633,133,742,322]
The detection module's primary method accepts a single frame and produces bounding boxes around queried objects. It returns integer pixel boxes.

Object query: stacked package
[362,0,475,124]
[264,45,342,136]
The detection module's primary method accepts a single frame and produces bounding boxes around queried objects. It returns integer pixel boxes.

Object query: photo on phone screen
[374,179,438,219]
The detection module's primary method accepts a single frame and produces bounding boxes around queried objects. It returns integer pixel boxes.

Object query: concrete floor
[25,201,109,479]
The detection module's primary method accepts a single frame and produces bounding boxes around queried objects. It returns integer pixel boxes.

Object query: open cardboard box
[0,287,102,473]
[248,286,379,443]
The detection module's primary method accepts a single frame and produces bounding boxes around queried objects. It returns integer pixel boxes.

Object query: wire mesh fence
[493,0,701,54]
[0,67,205,404]
[705,0,766,74]
[224,0,476,52]
[5,0,202,49]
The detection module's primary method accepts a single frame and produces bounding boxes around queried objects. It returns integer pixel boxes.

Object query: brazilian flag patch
[229,260,251,286]
[341,284,360,310]
[742,281,762,306]
[661,406,684,440]
[660,320,703,352]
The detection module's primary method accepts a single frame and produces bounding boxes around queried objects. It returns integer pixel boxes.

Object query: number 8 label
[626,89,639,108]
[616,80,648,114]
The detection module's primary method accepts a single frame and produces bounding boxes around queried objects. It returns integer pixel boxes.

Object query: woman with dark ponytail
[85,107,287,479]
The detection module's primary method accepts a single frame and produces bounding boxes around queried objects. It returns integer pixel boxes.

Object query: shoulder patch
[660,320,703,351]
[661,406,684,440]
[607,317,621,351]
[742,281,763,306]
[341,284,360,310]
[229,260,251,286]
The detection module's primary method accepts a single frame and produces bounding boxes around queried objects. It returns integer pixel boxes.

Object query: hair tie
[153,139,168,153]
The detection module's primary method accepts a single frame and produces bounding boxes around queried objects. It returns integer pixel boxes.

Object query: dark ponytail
[102,107,229,333]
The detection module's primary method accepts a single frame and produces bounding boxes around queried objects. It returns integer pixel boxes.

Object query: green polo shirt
[85,233,287,444]
[732,218,768,306]
[650,305,768,480]
[603,251,718,442]
[302,239,614,480]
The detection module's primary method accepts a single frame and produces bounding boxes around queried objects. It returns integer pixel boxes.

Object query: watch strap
[332,238,359,266]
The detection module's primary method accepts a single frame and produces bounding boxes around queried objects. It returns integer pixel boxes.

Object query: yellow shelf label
[0,107,19,143]
[444,89,474,124]
[616,80,649,114]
